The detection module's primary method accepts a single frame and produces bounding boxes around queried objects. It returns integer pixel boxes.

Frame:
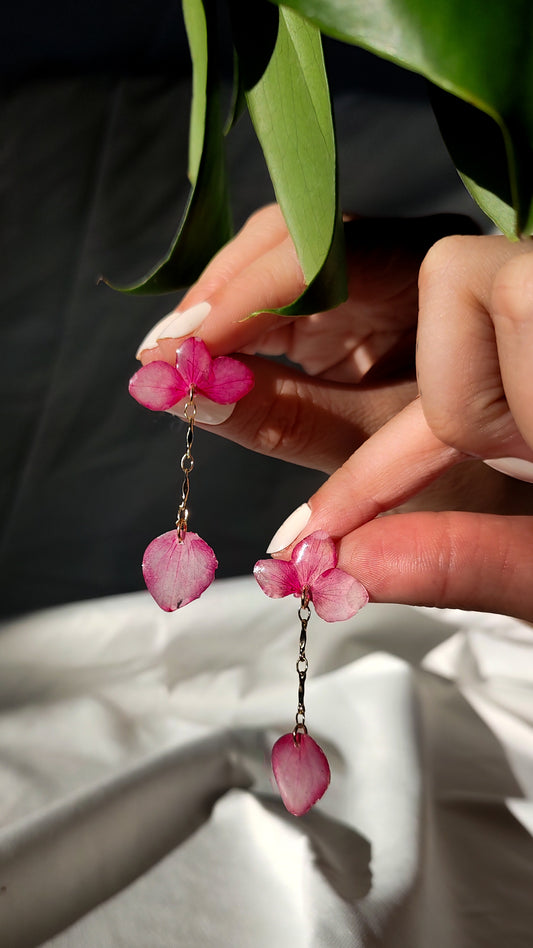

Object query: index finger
[138,205,304,363]
[268,398,464,553]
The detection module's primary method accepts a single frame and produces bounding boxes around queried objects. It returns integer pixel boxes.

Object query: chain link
[176,388,196,541]
[293,586,311,742]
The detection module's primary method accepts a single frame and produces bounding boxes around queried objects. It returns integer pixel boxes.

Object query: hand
[139,205,474,475]
[137,207,533,620]
[288,234,533,621]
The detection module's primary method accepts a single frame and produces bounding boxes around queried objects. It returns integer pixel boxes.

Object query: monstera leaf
[232,2,346,315]
[112,0,233,294]
[269,0,533,239]
[116,0,533,309]
[115,0,347,313]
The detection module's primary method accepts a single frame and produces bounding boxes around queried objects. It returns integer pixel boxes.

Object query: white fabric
[0,580,532,946]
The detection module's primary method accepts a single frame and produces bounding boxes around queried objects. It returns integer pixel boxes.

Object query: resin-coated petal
[253,558,300,599]
[203,356,255,404]
[311,568,369,622]
[142,530,217,611]
[272,732,331,816]
[176,337,212,390]
[129,361,187,411]
[292,531,337,589]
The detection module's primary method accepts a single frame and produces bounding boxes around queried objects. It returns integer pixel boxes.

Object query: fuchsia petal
[129,362,187,411]
[272,732,331,816]
[253,558,300,599]
[142,530,217,611]
[311,568,369,622]
[176,337,212,390]
[202,356,255,404]
[292,531,337,589]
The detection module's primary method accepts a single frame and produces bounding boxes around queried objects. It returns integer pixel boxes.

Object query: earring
[254,531,368,815]
[129,337,254,611]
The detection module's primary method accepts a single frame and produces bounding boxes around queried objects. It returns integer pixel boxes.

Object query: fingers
[491,250,533,451]
[417,234,533,460]
[337,511,533,622]
[139,211,479,378]
[199,212,480,376]
[139,204,303,365]
[264,398,463,552]
[305,398,462,535]
[256,386,533,619]
[145,232,305,365]
[194,355,417,474]
[180,203,290,306]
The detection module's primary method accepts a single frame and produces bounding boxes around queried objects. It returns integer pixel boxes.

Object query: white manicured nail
[167,394,236,426]
[158,301,211,339]
[136,301,212,358]
[266,503,312,554]
[484,457,533,483]
[136,310,180,357]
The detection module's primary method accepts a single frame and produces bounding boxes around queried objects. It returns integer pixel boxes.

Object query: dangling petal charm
[272,732,331,816]
[255,533,368,815]
[142,530,218,611]
[129,338,254,612]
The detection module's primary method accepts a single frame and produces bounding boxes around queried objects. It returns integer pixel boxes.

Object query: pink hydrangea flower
[128,336,254,411]
[254,531,368,622]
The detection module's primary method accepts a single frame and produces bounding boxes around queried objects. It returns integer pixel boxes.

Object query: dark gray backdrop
[0,1,486,616]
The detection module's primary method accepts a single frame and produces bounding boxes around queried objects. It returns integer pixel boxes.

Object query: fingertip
[266,503,312,554]
[491,247,533,324]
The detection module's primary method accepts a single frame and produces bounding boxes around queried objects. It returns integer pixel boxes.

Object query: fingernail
[266,503,312,554]
[484,457,533,483]
[167,394,236,426]
[159,301,211,340]
[136,310,179,357]
[136,301,212,358]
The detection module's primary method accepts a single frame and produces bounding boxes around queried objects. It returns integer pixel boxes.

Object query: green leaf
[237,3,346,315]
[428,85,518,238]
[268,0,533,238]
[223,48,247,135]
[109,0,232,294]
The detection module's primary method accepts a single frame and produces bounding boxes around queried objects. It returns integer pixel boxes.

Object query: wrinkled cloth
[0,580,532,947]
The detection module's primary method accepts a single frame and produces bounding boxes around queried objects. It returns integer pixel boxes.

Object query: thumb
[339,510,533,621]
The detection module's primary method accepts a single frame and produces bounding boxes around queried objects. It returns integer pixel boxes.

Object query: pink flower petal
[311,568,369,622]
[253,558,300,599]
[292,531,337,589]
[176,337,212,390]
[142,530,217,611]
[203,356,255,404]
[129,361,187,411]
[272,732,331,816]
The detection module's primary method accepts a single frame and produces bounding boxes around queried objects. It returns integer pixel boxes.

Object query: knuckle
[253,379,314,458]
[491,251,533,325]
[421,393,507,457]
[418,234,476,292]
[421,399,463,450]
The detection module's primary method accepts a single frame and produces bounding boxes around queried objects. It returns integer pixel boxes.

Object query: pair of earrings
[129,338,368,815]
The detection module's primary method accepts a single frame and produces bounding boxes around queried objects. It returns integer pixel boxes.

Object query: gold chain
[293,586,311,742]
[176,387,196,542]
